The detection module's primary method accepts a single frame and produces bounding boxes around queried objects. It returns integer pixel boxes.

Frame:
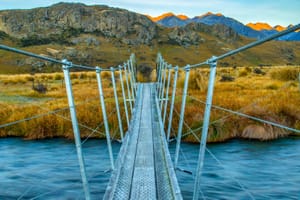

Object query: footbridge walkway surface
[104,83,182,200]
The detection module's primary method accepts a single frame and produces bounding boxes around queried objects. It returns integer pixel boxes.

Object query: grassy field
[0,66,299,142]
[170,65,300,142]
[0,71,125,140]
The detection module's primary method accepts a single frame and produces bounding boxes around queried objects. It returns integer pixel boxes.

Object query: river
[0,137,299,199]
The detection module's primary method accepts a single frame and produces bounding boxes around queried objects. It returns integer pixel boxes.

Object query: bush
[54,74,63,80]
[239,70,248,77]
[270,68,299,81]
[253,68,265,75]
[265,84,279,90]
[220,75,235,82]
[79,73,88,79]
[70,73,78,79]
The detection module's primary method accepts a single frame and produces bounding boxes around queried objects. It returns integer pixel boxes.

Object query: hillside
[0,3,300,74]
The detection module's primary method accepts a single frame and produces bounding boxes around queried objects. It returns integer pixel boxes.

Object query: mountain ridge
[0,2,299,74]
[148,12,300,41]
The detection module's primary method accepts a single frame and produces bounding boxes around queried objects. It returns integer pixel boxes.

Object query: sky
[1,0,299,27]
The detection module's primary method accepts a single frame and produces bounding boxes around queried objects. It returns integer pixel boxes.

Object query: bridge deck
[104,83,182,200]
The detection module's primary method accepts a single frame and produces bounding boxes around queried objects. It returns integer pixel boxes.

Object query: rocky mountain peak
[0,2,157,45]
[246,22,273,31]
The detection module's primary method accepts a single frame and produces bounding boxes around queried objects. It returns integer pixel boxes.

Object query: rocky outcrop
[167,22,239,46]
[0,3,157,45]
[168,26,201,46]
[185,23,239,42]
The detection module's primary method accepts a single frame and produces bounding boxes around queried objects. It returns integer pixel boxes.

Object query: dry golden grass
[0,66,299,142]
[170,66,300,142]
[0,71,128,140]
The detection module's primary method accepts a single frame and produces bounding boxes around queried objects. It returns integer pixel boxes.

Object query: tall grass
[0,66,299,142]
[168,66,300,142]
[0,71,126,140]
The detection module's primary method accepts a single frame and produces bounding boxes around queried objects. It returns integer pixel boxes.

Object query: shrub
[239,70,248,77]
[270,68,299,81]
[54,73,63,80]
[70,73,78,79]
[25,76,34,82]
[265,84,279,90]
[253,68,265,75]
[220,75,235,82]
[79,73,88,79]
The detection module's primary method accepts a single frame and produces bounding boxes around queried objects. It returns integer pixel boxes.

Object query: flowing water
[0,137,299,199]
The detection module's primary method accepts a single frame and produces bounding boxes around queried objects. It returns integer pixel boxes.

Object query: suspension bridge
[0,24,300,199]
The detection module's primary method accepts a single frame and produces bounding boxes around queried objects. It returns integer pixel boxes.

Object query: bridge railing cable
[0,43,137,199]
[157,24,300,200]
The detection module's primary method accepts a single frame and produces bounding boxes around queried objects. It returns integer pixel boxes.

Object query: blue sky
[1,0,299,26]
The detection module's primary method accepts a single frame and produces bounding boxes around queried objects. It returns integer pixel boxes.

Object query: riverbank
[0,66,299,142]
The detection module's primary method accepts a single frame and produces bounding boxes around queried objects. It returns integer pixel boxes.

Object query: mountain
[0,3,299,74]
[0,2,157,45]
[149,13,189,27]
[246,22,273,31]
[152,12,300,41]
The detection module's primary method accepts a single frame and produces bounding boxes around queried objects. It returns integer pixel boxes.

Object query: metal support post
[130,55,137,85]
[156,54,161,82]
[111,67,124,142]
[174,65,190,168]
[163,65,172,126]
[129,58,136,92]
[96,67,114,170]
[119,66,130,128]
[157,60,164,93]
[62,60,91,200]
[156,59,163,92]
[158,62,166,104]
[158,62,164,100]
[160,63,167,109]
[167,66,179,144]
[124,63,133,113]
[128,60,136,103]
[193,58,217,200]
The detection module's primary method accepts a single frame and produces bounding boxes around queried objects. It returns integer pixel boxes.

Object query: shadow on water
[1,137,300,199]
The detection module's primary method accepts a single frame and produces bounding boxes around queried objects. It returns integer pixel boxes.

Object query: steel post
[119,66,130,128]
[130,55,137,88]
[111,67,124,141]
[167,66,178,144]
[160,63,167,109]
[156,58,163,92]
[193,59,217,200]
[124,63,133,113]
[174,65,190,168]
[156,54,161,82]
[128,60,136,103]
[158,62,166,105]
[163,65,172,126]
[96,67,114,170]
[62,60,91,200]
[157,60,164,94]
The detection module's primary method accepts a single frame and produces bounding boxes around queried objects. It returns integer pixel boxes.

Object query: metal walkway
[104,83,182,200]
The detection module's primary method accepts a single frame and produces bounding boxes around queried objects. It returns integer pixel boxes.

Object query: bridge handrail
[156,24,300,199]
